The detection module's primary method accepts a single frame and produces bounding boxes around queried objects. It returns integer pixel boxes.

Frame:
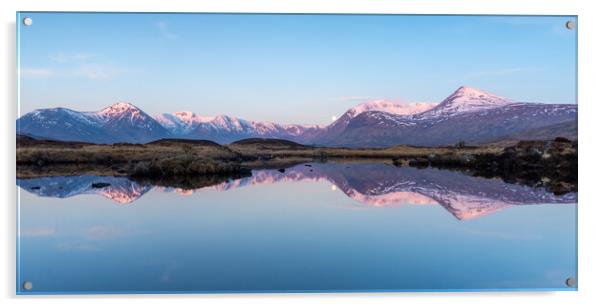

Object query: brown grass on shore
[17,142,239,165]
[227,143,503,160]
[16,136,505,178]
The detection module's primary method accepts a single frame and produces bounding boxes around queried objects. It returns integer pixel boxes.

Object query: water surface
[17,162,577,293]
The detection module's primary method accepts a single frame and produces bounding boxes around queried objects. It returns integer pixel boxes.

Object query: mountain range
[16,86,577,147]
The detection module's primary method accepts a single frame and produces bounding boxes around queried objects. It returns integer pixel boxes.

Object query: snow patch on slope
[154,111,215,134]
[348,100,436,118]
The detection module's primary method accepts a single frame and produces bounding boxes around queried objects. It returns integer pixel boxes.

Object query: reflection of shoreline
[209,164,576,220]
[17,163,576,220]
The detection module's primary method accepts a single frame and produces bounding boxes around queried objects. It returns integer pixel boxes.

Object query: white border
[2,1,601,306]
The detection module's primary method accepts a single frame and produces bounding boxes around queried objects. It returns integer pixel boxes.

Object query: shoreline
[16,136,577,194]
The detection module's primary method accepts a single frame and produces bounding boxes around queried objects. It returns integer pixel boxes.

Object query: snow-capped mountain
[329,102,577,147]
[416,86,513,118]
[313,100,435,145]
[166,100,433,144]
[95,103,171,143]
[346,100,436,118]
[17,107,113,142]
[154,111,214,135]
[17,102,170,144]
[318,86,576,147]
[16,86,578,146]
[155,111,322,144]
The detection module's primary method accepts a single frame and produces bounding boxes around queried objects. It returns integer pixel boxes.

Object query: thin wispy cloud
[24,52,124,80]
[156,21,178,40]
[49,52,95,63]
[55,242,102,252]
[337,96,434,106]
[76,63,120,80]
[19,68,54,78]
[19,227,56,237]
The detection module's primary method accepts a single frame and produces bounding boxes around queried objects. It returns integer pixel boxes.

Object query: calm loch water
[17,163,577,293]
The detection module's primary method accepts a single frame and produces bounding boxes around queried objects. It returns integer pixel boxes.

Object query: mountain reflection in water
[17,163,576,221]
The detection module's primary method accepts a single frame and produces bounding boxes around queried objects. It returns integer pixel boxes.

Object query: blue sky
[18,13,577,125]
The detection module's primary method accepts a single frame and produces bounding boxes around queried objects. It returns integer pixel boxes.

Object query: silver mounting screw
[23,17,33,26]
[565,21,575,30]
[22,281,33,290]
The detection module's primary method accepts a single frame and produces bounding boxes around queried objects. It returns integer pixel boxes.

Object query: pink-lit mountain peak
[173,111,214,123]
[98,102,142,116]
[94,101,164,131]
[347,99,436,118]
[450,86,512,103]
[420,86,514,117]
[153,111,216,134]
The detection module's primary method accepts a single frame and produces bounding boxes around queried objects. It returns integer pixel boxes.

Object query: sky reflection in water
[17,163,577,293]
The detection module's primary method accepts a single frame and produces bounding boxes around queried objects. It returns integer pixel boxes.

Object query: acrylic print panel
[16,12,577,294]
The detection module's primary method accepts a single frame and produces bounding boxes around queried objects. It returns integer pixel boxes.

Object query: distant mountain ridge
[328,103,577,147]
[16,86,577,147]
[17,103,170,144]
